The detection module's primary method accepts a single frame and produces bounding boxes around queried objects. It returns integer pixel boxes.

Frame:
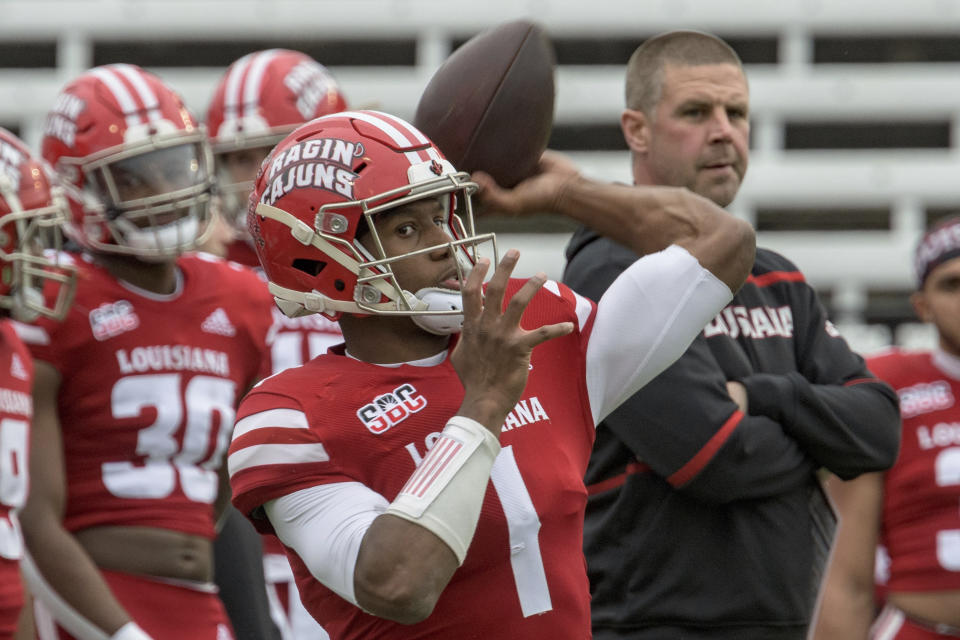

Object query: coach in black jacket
[564,31,900,640]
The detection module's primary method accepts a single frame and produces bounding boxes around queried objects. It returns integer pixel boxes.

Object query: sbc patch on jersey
[900,380,955,418]
[356,383,427,434]
[89,300,139,341]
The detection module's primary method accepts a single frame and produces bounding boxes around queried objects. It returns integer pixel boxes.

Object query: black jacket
[564,228,900,640]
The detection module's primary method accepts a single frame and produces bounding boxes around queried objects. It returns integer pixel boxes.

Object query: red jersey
[223,240,343,376]
[17,252,273,539]
[230,279,597,640]
[0,320,33,632]
[264,309,342,376]
[868,348,960,592]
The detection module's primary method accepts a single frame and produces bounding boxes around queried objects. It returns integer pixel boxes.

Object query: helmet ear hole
[334,280,345,292]
[292,258,326,277]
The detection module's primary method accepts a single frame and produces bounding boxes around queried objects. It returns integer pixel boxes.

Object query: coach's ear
[621,109,650,154]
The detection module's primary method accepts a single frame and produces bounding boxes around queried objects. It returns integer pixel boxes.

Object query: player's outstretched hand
[472,150,581,217]
[451,249,573,435]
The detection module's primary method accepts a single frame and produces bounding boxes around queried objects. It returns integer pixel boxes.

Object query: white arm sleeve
[264,482,389,606]
[586,244,733,424]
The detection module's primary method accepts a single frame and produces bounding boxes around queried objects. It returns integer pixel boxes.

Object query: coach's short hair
[625,30,744,113]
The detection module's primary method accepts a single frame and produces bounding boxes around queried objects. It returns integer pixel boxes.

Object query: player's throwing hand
[452,249,573,433]
[472,150,582,217]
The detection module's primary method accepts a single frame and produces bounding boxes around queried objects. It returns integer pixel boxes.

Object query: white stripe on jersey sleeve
[542,279,592,332]
[10,321,50,346]
[573,291,593,332]
[232,407,309,439]
[229,407,327,477]
[543,280,561,297]
[228,442,329,478]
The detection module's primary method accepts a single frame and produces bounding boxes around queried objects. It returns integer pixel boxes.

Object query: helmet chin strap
[410,287,464,335]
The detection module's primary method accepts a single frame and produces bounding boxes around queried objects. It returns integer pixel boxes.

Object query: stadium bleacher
[4,0,960,353]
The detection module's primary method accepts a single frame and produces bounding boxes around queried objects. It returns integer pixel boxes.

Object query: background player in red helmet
[0,126,76,638]
[205,47,347,374]
[206,48,348,267]
[227,109,755,639]
[15,64,274,640]
[205,50,349,640]
[815,217,960,640]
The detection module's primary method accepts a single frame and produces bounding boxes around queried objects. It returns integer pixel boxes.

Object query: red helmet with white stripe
[0,128,76,320]
[206,49,348,225]
[207,49,348,154]
[41,64,214,259]
[249,110,495,332]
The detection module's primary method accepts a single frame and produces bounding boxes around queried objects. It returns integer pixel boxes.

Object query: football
[414,19,556,188]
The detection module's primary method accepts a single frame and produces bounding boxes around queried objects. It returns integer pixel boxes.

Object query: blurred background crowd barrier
[4,0,960,353]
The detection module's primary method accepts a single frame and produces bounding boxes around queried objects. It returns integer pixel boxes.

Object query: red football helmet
[249,110,496,334]
[41,63,214,260]
[0,128,76,320]
[206,49,348,225]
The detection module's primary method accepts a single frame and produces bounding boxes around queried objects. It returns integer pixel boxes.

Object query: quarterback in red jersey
[227,110,755,639]
[815,217,960,640]
[0,127,76,638]
[15,65,273,640]
[206,48,348,248]
[206,50,348,639]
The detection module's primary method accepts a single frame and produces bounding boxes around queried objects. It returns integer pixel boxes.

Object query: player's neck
[94,253,180,295]
[339,314,450,364]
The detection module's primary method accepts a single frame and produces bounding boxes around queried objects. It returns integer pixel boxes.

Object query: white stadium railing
[4,0,960,351]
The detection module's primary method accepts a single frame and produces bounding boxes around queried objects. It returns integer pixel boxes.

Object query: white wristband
[110,622,153,640]
[384,416,501,564]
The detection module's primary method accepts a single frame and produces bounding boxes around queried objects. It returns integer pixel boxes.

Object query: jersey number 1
[491,446,553,617]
